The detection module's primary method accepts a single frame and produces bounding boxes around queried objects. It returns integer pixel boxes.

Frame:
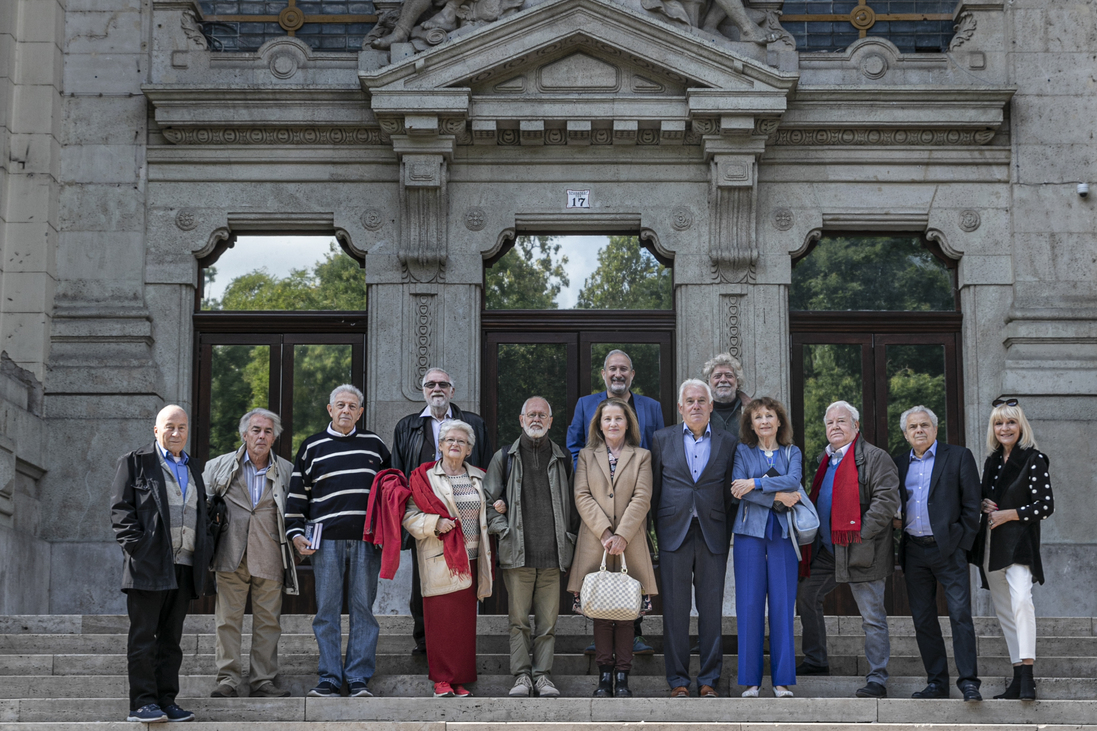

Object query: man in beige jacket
[205,408,299,698]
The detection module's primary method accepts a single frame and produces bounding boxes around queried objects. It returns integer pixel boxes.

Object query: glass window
[790,235,955,312]
[201,235,366,312]
[801,343,863,470]
[485,235,671,310]
[493,342,569,448]
[886,344,948,455]
[208,344,270,458]
[291,344,354,455]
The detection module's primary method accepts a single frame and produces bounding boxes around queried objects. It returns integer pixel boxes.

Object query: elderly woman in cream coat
[568,397,658,699]
[403,419,493,699]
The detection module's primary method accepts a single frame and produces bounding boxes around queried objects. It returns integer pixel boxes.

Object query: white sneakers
[509,675,533,697]
[510,674,560,698]
[534,676,561,698]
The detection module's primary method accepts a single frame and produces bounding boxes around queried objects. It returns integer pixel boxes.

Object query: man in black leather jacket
[391,367,492,654]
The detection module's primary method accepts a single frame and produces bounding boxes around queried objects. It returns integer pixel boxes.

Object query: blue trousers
[310,539,381,687]
[733,516,799,687]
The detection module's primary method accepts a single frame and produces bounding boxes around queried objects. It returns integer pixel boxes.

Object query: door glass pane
[292,344,354,455]
[209,344,269,457]
[202,236,366,311]
[485,235,671,310]
[886,344,947,455]
[589,343,661,401]
[790,235,955,311]
[802,343,863,472]
[494,343,568,448]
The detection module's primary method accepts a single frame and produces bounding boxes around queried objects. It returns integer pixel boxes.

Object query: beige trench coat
[567,443,658,595]
[403,461,494,600]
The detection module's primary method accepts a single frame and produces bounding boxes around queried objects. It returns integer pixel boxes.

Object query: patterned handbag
[580,549,643,621]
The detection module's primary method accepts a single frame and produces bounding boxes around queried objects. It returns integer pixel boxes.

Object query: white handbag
[580,549,643,621]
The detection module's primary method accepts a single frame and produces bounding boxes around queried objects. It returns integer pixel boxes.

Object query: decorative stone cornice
[161,126,387,145]
[770,128,998,146]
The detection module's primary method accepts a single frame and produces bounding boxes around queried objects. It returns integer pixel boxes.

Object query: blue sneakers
[348,681,373,697]
[162,703,195,722]
[308,680,340,697]
[126,704,167,722]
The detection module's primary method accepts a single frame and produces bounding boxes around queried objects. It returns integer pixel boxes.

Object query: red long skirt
[423,559,478,684]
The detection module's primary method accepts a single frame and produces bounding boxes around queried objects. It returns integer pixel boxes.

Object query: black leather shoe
[613,671,632,698]
[961,683,983,702]
[411,642,427,656]
[1019,665,1036,701]
[796,661,830,676]
[593,666,614,698]
[995,667,1022,699]
[912,683,949,699]
[856,682,887,698]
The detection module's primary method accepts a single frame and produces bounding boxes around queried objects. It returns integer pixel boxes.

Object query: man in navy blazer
[566,349,664,466]
[650,379,738,697]
[892,406,982,701]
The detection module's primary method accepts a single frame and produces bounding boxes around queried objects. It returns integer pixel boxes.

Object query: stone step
[2,696,1096,725]
[2,651,1095,678]
[0,673,1093,700]
[2,614,1093,638]
[2,725,1095,731]
[2,614,1094,638]
[4,632,1096,659]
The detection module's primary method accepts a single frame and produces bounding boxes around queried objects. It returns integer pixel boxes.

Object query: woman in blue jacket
[730,396,812,698]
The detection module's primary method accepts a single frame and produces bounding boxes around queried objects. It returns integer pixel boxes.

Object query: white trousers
[986,563,1036,663]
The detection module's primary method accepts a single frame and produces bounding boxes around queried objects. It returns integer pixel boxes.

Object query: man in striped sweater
[285,384,391,698]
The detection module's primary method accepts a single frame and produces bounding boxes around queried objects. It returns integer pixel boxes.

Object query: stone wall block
[60,144,139,184]
[2,172,60,224]
[1016,143,1096,185]
[1011,184,1097,234]
[58,184,145,233]
[9,84,60,134]
[2,272,57,314]
[14,0,65,44]
[12,41,63,88]
[1010,52,1097,96]
[1043,3,1097,53]
[5,133,62,176]
[1,222,57,274]
[64,10,144,55]
[63,53,145,94]
[49,540,126,613]
[62,96,147,146]
[1011,95,1097,146]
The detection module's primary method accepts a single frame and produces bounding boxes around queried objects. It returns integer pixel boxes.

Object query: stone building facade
[1,0,1094,615]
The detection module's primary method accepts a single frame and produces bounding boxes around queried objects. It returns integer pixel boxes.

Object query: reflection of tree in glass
[886,345,947,456]
[588,343,660,400]
[790,236,954,312]
[209,345,269,457]
[292,344,354,456]
[484,236,569,310]
[204,242,367,311]
[802,343,862,486]
[576,236,672,310]
[494,343,568,449]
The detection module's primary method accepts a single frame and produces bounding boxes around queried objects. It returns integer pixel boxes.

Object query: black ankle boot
[593,666,614,697]
[1019,664,1036,701]
[994,666,1022,699]
[613,670,632,698]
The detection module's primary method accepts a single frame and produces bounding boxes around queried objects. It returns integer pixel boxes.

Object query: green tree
[790,235,954,312]
[576,235,672,310]
[484,235,569,309]
[209,242,367,312]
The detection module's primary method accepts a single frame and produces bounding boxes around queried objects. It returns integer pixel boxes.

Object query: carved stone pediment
[361,0,797,118]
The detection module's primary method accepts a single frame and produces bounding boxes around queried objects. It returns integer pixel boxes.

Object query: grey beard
[607,382,628,396]
[523,425,548,439]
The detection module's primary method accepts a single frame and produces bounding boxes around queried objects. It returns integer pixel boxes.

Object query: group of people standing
[109,349,1054,722]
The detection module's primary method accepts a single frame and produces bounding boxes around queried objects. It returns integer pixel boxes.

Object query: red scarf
[408,462,472,581]
[800,435,863,576]
[363,468,412,580]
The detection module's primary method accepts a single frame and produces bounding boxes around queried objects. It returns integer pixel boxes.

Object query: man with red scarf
[795,400,900,698]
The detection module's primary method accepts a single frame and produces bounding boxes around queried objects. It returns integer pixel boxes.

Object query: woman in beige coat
[403,420,493,698]
[568,397,658,698]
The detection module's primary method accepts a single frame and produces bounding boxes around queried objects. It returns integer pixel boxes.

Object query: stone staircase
[1,613,1095,728]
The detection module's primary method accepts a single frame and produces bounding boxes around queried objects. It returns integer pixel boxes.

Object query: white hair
[238,408,283,440]
[825,400,860,424]
[677,378,713,405]
[438,419,476,448]
[329,384,364,406]
[900,405,938,433]
[520,396,552,416]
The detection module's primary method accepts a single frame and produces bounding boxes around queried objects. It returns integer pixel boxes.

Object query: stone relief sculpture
[368,0,524,50]
[367,0,793,55]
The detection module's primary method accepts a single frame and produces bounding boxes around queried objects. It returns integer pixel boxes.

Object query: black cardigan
[970,446,1054,587]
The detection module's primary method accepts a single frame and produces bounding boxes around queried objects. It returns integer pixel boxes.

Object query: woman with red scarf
[403,419,493,698]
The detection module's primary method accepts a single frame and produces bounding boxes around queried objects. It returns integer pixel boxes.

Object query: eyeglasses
[441,437,469,447]
[424,381,452,390]
[992,398,1019,407]
[523,412,550,420]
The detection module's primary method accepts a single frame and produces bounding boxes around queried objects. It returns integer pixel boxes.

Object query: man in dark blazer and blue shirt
[893,405,983,701]
[111,405,212,723]
[650,379,737,698]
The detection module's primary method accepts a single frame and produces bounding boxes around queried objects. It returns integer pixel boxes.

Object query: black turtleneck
[519,432,558,568]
